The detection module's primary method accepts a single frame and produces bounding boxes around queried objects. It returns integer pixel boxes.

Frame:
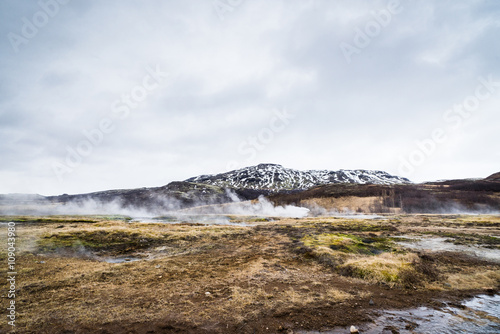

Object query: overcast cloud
[1,0,499,195]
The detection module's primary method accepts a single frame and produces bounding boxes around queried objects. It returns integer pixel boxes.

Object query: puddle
[332,214,387,220]
[131,217,181,224]
[101,256,142,263]
[314,214,386,219]
[394,236,500,263]
[298,294,500,334]
[131,216,252,226]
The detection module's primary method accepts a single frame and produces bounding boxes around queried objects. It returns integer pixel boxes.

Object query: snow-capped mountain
[185,164,411,192]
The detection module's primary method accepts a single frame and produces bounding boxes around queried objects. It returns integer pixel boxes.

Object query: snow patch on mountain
[186,164,411,192]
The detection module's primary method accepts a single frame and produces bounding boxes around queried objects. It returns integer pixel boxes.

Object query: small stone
[369,299,375,306]
[39,261,46,264]
[205,292,211,296]
[155,265,161,269]
[443,283,451,288]
[350,325,359,333]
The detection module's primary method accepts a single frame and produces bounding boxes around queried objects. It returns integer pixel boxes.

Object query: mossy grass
[37,230,163,253]
[302,233,396,255]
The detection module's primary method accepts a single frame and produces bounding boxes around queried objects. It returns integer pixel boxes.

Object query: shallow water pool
[298,294,500,334]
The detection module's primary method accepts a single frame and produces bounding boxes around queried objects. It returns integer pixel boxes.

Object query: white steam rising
[180,195,310,218]
[0,192,310,220]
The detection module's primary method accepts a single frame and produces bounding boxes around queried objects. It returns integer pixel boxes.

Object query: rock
[155,265,161,269]
[205,292,211,296]
[39,261,46,264]
[369,299,374,306]
[443,283,451,288]
[350,325,359,333]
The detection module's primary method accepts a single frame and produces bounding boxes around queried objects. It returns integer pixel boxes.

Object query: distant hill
[269,174,500,214]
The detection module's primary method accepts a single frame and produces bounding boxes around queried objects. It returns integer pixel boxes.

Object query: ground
[0,214,499,333]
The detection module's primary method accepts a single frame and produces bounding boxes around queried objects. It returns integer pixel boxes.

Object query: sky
[1,0,499,196]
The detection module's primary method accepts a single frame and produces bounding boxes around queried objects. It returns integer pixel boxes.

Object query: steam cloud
[0,192,310,220]
[2,191,497,220]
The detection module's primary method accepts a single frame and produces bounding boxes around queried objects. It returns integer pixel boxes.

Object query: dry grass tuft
[445,270,500,290]
[338,253,419,285]
[230,286,272,309]
[323,287,354,302]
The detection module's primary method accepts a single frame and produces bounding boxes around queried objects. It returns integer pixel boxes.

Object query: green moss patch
[302,233,396,255]
[38,230,164,254]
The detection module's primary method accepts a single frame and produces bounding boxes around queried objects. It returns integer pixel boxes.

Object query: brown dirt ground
[0,215,499,333]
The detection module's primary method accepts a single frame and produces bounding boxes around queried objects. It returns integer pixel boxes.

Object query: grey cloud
[0,0,499,195]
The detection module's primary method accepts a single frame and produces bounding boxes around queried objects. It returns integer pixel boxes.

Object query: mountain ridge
[186,163,411,192]
[1,166,499,215]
